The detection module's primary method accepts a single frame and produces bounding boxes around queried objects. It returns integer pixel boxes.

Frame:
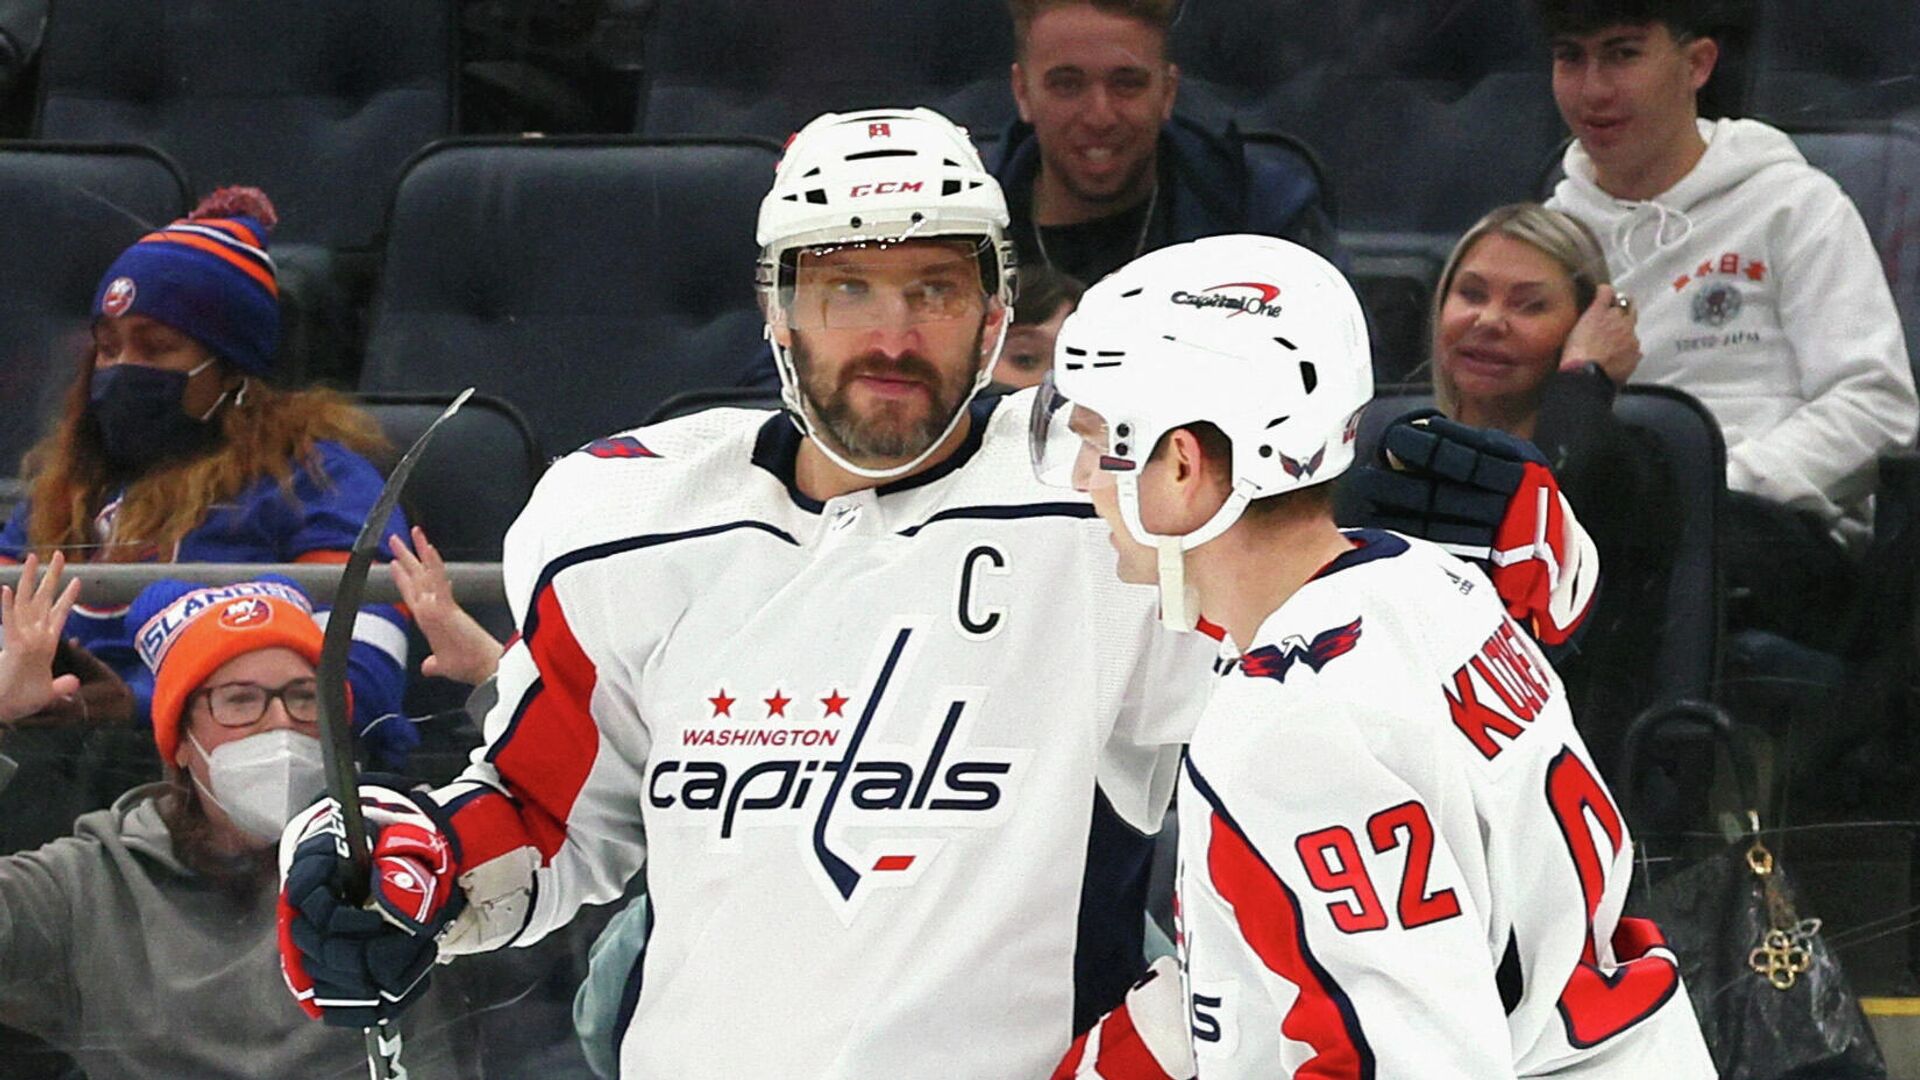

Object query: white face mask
[188,728,327,841]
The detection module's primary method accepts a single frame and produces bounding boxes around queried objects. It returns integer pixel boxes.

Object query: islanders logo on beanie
[131,576,325,764]
[93,186,282,378]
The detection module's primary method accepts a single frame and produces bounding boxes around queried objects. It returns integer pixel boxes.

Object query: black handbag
[1619,702,1887,1080]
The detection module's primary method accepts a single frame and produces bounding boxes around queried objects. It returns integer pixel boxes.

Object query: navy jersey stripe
[1072,784,1156,1035]
[896,501,1096,537]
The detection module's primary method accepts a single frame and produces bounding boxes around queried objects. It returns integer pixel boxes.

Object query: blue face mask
[88,360,226,471]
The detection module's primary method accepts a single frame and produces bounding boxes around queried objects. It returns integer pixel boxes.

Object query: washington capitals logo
[1241,617,1363,683]
[218,597,274,629]
[583,435,660,460]
[1279,443,1327,479]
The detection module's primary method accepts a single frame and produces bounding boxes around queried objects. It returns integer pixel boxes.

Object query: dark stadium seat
[359,392,542,563]
[0,141,189,476]
[1780,120,1920,384]
[644,386,783,426]
[33,0,455,252]
[358,136,777,457]
[1613,387,1726,704]
[635,0,1015,139]
[1175,0,1565,233]
[1748,0,1920,123]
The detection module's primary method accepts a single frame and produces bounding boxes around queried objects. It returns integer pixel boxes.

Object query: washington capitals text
[647,629,1018,901]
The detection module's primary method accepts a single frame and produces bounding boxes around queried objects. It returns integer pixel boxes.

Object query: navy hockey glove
[277,784,465,1028]
[1351,409,1597,649]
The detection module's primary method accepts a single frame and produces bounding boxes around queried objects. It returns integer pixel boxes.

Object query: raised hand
[388,527,503,686]
[1561,284,1641,386]
[0,553,83,724]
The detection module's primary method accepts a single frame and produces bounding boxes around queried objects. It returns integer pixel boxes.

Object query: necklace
[1031,183,1159,274]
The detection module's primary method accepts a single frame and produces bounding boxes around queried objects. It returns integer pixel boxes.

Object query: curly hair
[20,358,388,561]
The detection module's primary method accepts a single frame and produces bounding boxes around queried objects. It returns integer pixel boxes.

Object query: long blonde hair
[20,357,388,561]
[1429,203,1610,416]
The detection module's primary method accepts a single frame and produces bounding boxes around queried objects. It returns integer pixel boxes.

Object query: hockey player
[275,111,1598,1079]
[1035,235,1713,1077]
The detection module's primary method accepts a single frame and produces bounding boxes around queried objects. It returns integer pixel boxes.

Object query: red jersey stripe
[1208,809,1375,1079]
[487,581,601,863]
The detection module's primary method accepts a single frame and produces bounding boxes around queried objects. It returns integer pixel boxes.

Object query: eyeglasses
[193,678,321,727]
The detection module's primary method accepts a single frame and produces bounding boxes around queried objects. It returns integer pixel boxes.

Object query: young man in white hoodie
[1539,0,1917,644]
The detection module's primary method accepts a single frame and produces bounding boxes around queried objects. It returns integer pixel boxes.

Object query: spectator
[1538,0,1918,647]
[0,187,416,768]
[1429,202,1675,779]
[0,561,474,1078]
[995,0,1343,285]
[993,263,1085,393]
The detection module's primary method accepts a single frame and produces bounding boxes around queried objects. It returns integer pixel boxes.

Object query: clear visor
[780,239,991,330]
[1029,371,1132,490]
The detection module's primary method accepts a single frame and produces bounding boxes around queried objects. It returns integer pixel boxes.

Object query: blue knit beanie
[91,186,282,377]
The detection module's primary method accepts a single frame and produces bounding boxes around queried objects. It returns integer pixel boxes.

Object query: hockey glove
[1053,956,1195,1080]
[1350,409,1598,650]
[277,783,465,1028]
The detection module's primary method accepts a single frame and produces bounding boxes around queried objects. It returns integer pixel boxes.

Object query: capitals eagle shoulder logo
[1240,617,1363,683]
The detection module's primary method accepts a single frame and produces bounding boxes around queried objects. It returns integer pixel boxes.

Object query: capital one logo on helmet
[1169,281,1284,319]
[645,628,1025,920]
[102,276,137,317]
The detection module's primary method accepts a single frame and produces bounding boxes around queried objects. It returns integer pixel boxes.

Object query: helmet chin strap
[1118,474,1257,632]
[768,311,1009,483]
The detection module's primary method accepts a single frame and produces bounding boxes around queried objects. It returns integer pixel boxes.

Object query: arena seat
[1780,120,1920,384]
[1176,0,1564,234]
[1748,0,1920,123]
[33,0,455,252]
[358,136,777,457]
[644,386,783,426]
[0,141,189,476]
[636,0,1015,139]
[359,392,542,563]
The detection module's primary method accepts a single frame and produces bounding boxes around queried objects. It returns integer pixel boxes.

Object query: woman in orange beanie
[0,561,475,1078]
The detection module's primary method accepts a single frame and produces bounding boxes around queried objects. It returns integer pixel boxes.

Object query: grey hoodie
[0,784,478,1079]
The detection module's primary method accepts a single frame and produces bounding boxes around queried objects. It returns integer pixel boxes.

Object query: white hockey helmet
[756,107,1017,480]
[1030,234,1372,626]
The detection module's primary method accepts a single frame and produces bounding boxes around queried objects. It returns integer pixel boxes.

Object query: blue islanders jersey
[1,440,410,757]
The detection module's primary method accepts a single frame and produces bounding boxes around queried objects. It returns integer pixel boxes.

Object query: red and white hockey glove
[1351,410,1598,651]
[277,783,465,1028]
[1053,956,1195,1080]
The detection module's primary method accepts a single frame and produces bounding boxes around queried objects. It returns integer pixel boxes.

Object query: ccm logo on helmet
[1170,281,1284,319]
[849,181,925,198]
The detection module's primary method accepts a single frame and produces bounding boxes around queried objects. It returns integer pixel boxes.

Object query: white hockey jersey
[435,396,1213,1079]
[1176,530,1713,1078]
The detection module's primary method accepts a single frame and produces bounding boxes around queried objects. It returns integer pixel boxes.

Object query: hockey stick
[315,388,473,1080]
